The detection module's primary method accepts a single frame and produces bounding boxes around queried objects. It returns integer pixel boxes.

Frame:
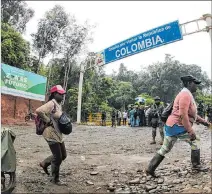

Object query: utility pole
[202,14,212,42]
[76,53,96,124]
[77,62,85,124]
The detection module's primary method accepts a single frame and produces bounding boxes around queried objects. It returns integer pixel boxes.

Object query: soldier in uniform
[197,100,205,119]
[101,111,106,126]
[149,96,164,145]
[111,109,116,127]
[206,104,212,123]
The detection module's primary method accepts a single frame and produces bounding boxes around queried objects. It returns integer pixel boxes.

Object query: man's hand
[207,122,212,129]
[200,121,211,128]
[188,131,196,141]
[203,121,210,127]
[44,120,53,128]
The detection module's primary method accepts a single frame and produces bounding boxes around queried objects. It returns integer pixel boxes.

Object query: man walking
[146,75,211,177]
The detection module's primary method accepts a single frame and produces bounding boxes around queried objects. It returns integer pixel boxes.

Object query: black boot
[51,163,59,183]
[150,129,156,144]
[40,156,53,175]
[146,153,165,177]
[191,149,208,172]
[51,164,66,186]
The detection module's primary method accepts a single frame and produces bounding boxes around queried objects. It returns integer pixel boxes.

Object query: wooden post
[14,97,17,119]
[29,99,31,112]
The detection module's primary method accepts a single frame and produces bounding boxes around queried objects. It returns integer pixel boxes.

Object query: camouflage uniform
[197,102,205,119]
[149,97,164,144]
[207,105,212,123]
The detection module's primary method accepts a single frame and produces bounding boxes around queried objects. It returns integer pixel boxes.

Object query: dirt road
[4,124,211,193]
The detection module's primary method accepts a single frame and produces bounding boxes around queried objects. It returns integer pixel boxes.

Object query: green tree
[31,5,70,73]
[1,0,34,33]
[1,23,30,69]
[107,81,136,110]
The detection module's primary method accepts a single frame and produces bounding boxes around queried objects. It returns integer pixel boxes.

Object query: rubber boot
[191,149,208,172]
[50,163,67,186]
[40,156,53,175]
[150,129,156,144]
[146,153,165,177]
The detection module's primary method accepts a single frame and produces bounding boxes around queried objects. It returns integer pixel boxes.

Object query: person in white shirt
[122,110,128,126]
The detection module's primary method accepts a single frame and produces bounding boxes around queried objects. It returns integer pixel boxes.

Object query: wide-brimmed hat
[180,75,201,84]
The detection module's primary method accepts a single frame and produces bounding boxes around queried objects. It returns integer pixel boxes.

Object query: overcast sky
[24,1,212,78]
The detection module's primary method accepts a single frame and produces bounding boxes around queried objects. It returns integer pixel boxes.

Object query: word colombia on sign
[95,20,183,66]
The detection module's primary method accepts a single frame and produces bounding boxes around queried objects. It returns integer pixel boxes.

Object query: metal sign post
[77,62,85,123]
[203,14,212,42]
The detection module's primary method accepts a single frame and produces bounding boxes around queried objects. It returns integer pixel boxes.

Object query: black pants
[134,116,137,126]
[123,118,127,125]
[208,116,212,123]
[139,115,146,126]
[42,142,67,182]
[117,118,121,126]
[111,118,116,127]
[102,119,106,126]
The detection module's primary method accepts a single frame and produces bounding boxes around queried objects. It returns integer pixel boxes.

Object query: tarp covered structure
[1,128,16,172]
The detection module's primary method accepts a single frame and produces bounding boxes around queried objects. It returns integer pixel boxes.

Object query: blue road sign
[99,20,183,65]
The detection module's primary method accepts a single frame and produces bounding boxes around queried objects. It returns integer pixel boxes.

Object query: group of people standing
[128,105,146,127]
[110,110,128,127]
[101,110,128,127]
[128,97,165,145]
[101,96,166,146]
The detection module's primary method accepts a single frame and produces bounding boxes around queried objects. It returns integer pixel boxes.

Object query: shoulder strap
[51,100,57,114]
[153,104,157,110]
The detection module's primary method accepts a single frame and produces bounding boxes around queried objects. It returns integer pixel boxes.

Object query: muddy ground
[3,124,211,193]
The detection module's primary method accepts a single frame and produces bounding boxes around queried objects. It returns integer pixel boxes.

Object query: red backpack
[35,102,56,135]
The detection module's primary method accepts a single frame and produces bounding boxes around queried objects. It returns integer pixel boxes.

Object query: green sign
[1,63,47,101]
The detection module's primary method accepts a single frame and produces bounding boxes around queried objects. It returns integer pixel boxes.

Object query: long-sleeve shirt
[123,112,128,119]
[129,109,135,117]
[35,99,63,143]
[117,111,122,118]
[166,88,206,134]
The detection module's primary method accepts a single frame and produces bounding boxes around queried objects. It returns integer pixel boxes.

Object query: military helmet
[154,96,161,101]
